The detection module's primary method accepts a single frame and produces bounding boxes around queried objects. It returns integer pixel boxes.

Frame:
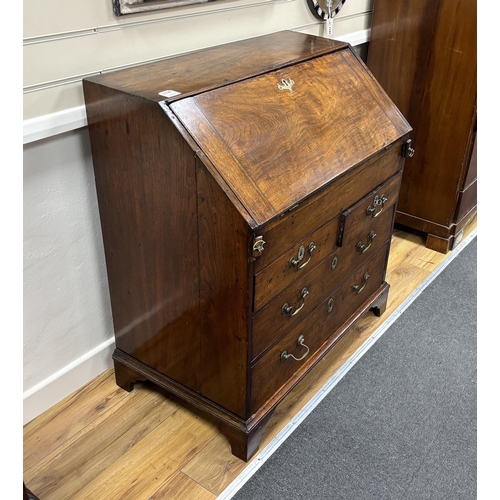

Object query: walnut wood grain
[171,47,411,226]
[196,158,253,419]
[82,31,411,462]
[83,83,201,391]
[253,141,404,272]
[84,31,347,104]
[339,172,402,247]
[253,217,340,312]
[252,206,396,361]
[23,218,477,499]
[218,409,277,462]
[367,0,477,251]
[251,242,391,412]
[454,180,477,223]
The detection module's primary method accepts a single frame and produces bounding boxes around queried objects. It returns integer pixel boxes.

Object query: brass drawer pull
[289,242,316,269]
[356,231,377,254]
[353,273,370,294]
[366,194,388,218]
[282,287,309,316]
[281,334,310,362]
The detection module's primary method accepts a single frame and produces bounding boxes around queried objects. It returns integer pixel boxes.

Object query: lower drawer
[250,242,390,412]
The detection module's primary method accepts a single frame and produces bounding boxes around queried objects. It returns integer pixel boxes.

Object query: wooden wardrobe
[367,0,477,253]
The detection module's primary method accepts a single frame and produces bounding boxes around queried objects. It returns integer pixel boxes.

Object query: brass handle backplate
[282,287,309,316]
[353,273,370,294]
[281,334,310,362]
[356,231,377,254]
[366,194,388,218]
[289,242,316,269]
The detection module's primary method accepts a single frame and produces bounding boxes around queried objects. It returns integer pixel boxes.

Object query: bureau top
[84,31,346,103]
[169,46,412,226]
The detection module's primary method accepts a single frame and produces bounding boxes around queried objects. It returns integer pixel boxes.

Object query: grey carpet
[233,237,476,500]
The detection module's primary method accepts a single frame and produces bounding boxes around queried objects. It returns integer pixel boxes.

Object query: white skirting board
[23,338,115,425]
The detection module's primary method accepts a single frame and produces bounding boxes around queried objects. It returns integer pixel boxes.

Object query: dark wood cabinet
[83,30,411,461]
[367,0,477,253]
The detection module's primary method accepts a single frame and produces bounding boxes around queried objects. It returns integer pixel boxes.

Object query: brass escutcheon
[277,78,295,94]
[327,297,334,314]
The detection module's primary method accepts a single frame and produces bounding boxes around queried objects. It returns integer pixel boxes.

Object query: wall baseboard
[22,29,370,145]
[23,337,116,425]
[23,105,89,145]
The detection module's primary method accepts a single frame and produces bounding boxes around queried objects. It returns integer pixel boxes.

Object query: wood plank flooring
[23,218,477,500]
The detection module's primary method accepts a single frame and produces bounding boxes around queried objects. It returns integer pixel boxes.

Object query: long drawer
[250,241,391,412]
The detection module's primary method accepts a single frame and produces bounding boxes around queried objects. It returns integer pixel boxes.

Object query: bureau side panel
[197,158,252,419]
[83,82,201,391]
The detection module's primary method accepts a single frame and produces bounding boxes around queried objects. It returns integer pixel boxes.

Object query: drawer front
[339,171,402,248]
[251,203,395,361]
[254,217,340,312]
[454,179,476,223]
[253,142,403,272]
[250,242,390,412]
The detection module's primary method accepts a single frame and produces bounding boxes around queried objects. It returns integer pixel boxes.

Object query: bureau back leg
[113,356,147,392]
[370,282,390,317]
[218,408,276,462]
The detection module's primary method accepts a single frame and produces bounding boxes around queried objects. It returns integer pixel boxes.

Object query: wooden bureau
[83,30,411,461]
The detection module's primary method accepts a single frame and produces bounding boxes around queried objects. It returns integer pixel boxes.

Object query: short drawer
[254,217,340,312]
[253,141,403,272]
[339,172,402,248]
[251,204,395,361]
[250,242,391,412]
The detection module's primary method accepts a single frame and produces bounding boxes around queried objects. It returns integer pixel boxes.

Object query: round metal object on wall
[307,0,347,20]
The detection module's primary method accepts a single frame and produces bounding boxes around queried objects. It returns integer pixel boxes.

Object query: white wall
[23,0,373,424]
[23,129,116,424]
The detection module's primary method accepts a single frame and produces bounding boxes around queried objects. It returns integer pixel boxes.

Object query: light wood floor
[23,218,477,500]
